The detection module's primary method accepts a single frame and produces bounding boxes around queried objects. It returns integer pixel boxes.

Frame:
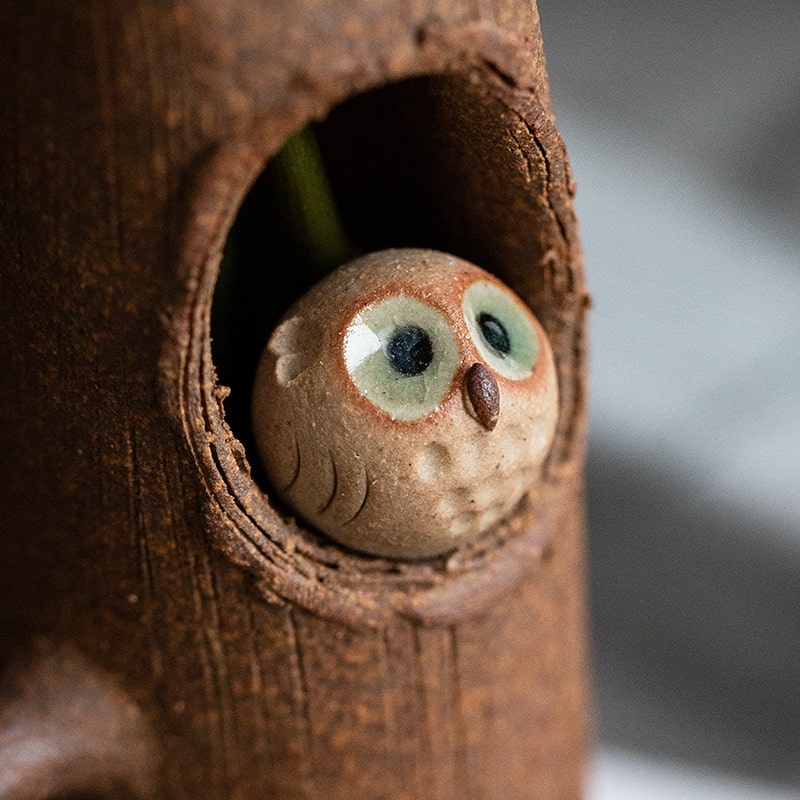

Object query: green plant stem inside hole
[211,126,358,457]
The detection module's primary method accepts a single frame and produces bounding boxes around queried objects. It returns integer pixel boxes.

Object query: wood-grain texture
[0,0,590,797]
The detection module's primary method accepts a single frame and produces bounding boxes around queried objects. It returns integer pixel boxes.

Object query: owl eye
[385,325,433,376]
[343,295,459,421]
[463,281,539,379]
[477,312,511,356]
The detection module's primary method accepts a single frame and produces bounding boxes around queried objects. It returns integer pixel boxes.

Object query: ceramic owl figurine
[251,249,558,559]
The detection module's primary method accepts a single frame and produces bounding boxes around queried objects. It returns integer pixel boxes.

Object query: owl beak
[464,363,500,431]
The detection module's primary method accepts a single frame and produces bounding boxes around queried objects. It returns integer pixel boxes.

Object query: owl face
[252,249,558,560]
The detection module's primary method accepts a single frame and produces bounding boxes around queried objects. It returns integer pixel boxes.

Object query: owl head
[251,248,558,559]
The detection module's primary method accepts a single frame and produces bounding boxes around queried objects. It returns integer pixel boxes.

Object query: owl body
[252,249,558,559]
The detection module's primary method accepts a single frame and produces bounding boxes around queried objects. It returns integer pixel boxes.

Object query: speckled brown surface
[250,249,560,560]
[0,1,589,797]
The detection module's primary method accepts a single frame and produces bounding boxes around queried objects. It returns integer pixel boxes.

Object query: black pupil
[478,312,511,355]
[386,325,433,376]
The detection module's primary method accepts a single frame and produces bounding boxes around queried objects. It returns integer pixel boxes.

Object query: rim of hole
[163,69,584,627]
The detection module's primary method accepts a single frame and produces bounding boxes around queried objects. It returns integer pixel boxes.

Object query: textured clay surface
[252,249,559,559]
[0,1,589,797]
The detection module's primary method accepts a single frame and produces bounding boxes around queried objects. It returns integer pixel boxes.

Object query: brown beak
[464,363,500,431]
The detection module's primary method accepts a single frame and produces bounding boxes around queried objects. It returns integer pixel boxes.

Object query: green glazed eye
[343,295,460,420]
[462,281,539,379]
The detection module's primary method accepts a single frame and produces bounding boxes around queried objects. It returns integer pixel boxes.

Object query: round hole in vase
[174,70,582,626]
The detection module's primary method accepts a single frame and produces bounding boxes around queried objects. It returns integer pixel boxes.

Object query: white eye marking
[342,316,381,370]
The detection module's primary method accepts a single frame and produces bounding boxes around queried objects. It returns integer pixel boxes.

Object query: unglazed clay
[251,249,558,559]
[3,3,590,795]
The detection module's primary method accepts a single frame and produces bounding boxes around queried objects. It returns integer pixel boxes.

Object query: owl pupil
[478,312,511,355]
[386,325,433,376]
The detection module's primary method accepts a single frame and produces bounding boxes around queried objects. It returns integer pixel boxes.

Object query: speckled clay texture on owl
[251,249,558,559]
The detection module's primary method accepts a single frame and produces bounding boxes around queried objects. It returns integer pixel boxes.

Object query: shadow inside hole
[211,73,551,466]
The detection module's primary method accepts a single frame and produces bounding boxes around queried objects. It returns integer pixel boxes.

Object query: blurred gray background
[536,2,800,797]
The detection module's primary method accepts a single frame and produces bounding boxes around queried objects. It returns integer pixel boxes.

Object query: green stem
[213,125,357,385]
[271,125,358,275]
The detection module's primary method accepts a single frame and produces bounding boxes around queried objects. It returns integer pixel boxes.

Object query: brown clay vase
[0,1,590,797]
